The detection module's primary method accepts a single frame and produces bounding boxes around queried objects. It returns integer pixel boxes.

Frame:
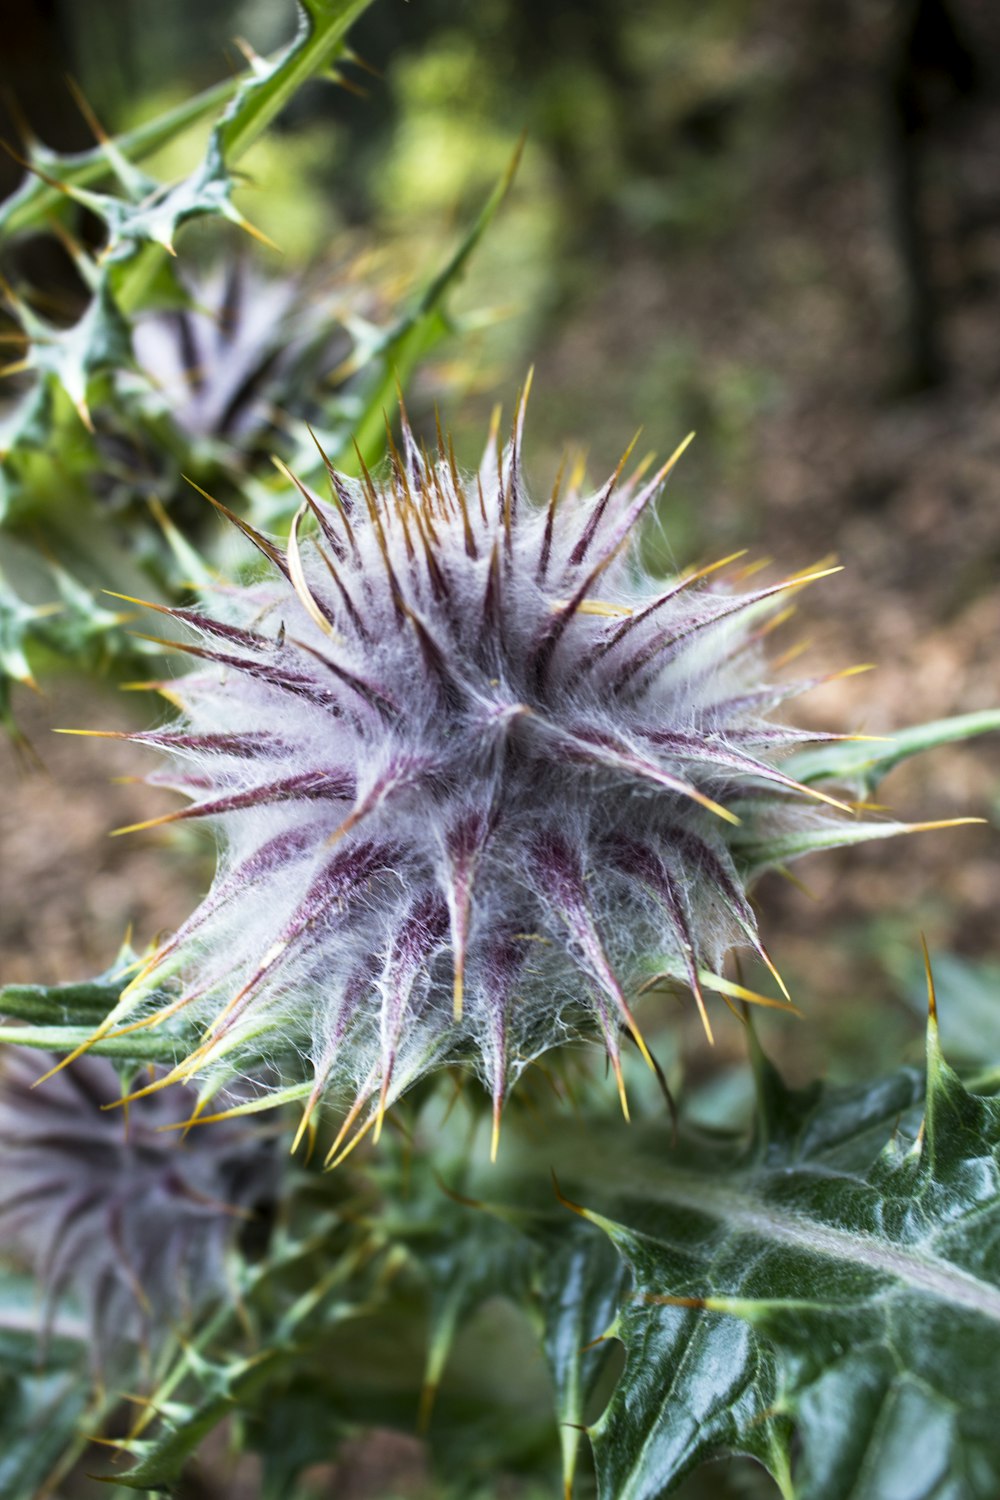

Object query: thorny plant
[50,387,979,1170]
[0,5,999,1500]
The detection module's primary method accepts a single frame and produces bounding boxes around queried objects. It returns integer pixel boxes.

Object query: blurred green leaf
[331,135,525,473]
[0,77,240,240]
[0,573,45,687]
[0,1276,93,1500]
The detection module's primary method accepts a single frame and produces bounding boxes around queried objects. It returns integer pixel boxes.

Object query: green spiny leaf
[0,944,196,1066]
[584,1034,1000,1498]
[0,274,132,430]
[0,75,242,240]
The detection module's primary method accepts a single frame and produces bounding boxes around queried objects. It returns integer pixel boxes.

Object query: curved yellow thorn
[769,637,812,669]
[550,598,634,618]
[291,1098,318,1156]
[680,548,749,587]
[286,500,335,637]
[29,1020,117,1086]
[754,605,797,643]
[223,204,281,252]
[324,1072,377,1166]
[373,1068,392,1145]
[452,958,464,1022]
[110,808,190,837]
[178,1093,212,1140]
[622,1007,657,1074]
[920,932,938,1028]
[698,969,803,1016]
[100,1063,189,1110]
[755,944,791,1004]
[119,682,186,710]
[780,564,843,591]
[904,817,987,834]
[773,864,820,900]
[689,788,741,826]
[327,1108,378,1170]
[102,589,175,617]
[106,994,197,1037]
[833,663,877,680]
[53,727,130,739]
[490,1100,502,1164]
[690,985,715,1046]
[119,947,174,1001]
[156,1088,308,1130]
[790,782,856,815]
[610,1050,630,1123]
[788,552,839,580]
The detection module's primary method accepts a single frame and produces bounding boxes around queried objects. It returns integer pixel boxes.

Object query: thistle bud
[91,393,927,1158]
[0,1048,275,1366]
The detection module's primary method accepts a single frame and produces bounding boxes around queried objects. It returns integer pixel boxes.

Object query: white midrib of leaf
[608,1166,1000,1325]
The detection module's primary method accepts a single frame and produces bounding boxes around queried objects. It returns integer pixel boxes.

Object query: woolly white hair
[71,389,911,1160]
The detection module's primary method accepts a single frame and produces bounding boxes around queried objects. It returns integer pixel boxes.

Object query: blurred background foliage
[1,0,999,1198]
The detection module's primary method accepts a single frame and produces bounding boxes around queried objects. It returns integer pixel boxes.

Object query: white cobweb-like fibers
[84,392,874,1160]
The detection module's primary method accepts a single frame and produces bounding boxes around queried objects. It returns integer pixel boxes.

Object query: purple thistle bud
[0,1048,277,1368]
[98,391,917,1157]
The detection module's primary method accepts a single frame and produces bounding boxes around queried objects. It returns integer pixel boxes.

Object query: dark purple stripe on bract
[166,768,355,826]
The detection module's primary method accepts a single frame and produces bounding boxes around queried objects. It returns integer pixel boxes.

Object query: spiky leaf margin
[580,1011,1000,1499]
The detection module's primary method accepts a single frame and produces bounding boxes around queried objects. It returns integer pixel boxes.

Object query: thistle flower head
[94,391,883,1155]
[130,258,355,448]
[0,1047,275,1365]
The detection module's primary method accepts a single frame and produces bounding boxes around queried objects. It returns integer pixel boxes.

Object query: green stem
[222,0,377,166]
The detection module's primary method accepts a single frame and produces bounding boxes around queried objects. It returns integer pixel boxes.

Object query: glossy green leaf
[585,1029,1000,1499]
[540,1225,626,1499]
